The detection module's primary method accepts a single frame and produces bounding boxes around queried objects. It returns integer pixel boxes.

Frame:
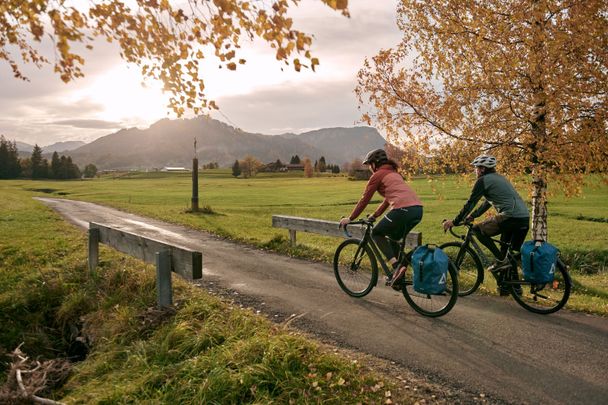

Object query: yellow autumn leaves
[1,0,349,115]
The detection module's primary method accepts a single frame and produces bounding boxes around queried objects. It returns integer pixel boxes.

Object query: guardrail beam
[272,215,422,249]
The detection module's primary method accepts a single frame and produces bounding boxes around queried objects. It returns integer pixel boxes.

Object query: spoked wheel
[401,261,459,317]
[333,238,378,297]
[439,242,483,296]
[509,259,571,314]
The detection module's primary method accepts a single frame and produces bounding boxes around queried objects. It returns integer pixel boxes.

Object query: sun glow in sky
[74,66,173,125]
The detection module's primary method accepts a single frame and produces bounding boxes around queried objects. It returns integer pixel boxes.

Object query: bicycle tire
[439,242,484,296]
[401,260,459,317]
[509,258,571,314]
[333,238,378,297]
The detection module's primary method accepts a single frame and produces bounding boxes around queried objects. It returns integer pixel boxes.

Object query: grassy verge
[0,187,408,403]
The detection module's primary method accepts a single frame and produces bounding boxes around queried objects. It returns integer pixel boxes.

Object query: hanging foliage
[1,0,349,115]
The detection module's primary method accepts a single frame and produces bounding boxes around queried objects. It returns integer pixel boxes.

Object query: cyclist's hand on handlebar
[339,217,351,229]
[442,219,454,232]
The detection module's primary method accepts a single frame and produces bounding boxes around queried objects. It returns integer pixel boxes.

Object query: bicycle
[333,218,459,317]
[440,221,571,314]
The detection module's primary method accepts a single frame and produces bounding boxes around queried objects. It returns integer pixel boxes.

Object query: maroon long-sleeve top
[348,164,422,220]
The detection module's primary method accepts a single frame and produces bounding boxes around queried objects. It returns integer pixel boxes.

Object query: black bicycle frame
[354,223,408,282]
[452,224,505,268]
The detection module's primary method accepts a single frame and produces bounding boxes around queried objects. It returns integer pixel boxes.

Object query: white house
[161,167,190,172]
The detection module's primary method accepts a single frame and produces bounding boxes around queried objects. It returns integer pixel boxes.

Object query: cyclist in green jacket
[443,155,529,294]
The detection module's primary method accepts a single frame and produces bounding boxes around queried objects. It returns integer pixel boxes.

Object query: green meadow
[3,170,607,314]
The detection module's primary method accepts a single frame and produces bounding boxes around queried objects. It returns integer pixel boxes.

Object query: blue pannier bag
[412,244,449,294]
[521,241,558,284]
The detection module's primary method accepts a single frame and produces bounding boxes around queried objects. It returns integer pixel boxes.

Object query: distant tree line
[0,136,96,180]
[202,162,219,169]
[289,155,339,173]
[231,154,340,178]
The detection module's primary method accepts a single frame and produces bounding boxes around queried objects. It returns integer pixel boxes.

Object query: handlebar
[442,218,473,239]
[340,217,375,238]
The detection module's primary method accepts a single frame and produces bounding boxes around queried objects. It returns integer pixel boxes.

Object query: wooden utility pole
[191,137,199,212]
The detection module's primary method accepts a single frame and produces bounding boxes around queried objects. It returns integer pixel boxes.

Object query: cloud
[206,2,403,135]
[293,1,402,60]
[49,119,123,129]
[212,79,364,134]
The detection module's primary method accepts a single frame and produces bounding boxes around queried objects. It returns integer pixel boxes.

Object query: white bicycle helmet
[471,155,497,168]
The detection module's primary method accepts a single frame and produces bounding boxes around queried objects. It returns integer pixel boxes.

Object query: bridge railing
[271,215,422,249]
[88,222,202,308]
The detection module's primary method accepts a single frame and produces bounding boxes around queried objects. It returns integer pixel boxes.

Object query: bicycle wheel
[439,242,483,296]
[333,238,378,298]
[509,259,571,314]
[401,261,459,317]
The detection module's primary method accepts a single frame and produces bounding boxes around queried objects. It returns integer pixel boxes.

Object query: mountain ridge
[66,116,387,170]
[10,140,85,154]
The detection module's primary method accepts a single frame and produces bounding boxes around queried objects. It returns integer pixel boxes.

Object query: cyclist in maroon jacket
[339,149,423,288]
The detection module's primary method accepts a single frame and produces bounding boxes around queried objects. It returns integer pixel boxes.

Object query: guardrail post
[88,227,100,275]
[289,229,296,247]
[156,250,173,308]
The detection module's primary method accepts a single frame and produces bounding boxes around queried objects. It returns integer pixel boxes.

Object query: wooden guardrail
[271,215,422,249]
[88,222,202,308]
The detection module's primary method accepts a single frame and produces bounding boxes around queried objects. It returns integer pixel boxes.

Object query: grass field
[2,170,607,315]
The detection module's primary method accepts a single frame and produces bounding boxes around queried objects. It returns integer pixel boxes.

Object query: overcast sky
[0,1,403,147]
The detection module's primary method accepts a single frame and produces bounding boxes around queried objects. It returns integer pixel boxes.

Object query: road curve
[37,197,608,404]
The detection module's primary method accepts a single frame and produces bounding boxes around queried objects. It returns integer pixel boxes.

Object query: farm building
[161,167,190,172]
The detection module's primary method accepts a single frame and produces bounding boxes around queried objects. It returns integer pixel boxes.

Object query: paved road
[38,197,608,404]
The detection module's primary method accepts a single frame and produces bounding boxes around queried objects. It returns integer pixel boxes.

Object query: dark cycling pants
[473,215,529,260]
[372,205,423,262]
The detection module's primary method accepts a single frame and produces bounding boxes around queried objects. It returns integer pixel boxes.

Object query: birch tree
[356,0,607,241]
[1,0,349,115]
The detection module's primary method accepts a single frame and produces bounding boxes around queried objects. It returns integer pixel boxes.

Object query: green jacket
[454,172,529,225]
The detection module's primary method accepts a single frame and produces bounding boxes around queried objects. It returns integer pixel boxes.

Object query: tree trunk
[529,0,548,242]
[531,169,548,241]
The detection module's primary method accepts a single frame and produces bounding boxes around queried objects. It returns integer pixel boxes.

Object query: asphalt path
[37,197,608,404]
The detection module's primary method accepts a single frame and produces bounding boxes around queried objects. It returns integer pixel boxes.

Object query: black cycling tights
[371,205,423,263]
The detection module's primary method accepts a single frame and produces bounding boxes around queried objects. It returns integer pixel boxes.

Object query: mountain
[8,140,85,155]
[67,116,386,170]
[43,141,86,153]
[279,127,387,165]
[15,141,34,153]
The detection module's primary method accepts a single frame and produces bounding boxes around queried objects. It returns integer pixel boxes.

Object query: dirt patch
[197,280,508,405]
